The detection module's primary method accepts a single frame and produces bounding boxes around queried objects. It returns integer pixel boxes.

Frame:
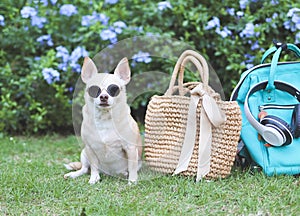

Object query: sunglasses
[88,84,120,98]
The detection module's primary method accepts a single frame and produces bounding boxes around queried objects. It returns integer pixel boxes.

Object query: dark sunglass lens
[107,84,120,97]
[88,86,101,98]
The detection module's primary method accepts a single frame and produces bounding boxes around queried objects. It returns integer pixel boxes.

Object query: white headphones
[244,81,300,146]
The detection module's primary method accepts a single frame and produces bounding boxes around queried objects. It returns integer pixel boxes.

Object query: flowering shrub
[0,0,299,134]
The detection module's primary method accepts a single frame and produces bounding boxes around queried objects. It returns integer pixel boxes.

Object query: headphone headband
[244,81,300,146]
[247,81,300,100]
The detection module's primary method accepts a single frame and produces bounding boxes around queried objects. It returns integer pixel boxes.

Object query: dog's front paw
[128,179,137,186]
[64,172,77,179]
[88,174,100,184]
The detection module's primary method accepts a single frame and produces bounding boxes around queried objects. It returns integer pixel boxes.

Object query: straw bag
[144,50,242,180]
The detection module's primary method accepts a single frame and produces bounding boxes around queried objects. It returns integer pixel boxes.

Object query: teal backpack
[231,42,300,176]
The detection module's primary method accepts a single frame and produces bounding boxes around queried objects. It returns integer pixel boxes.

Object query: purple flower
[239,23,260,38]
[216,26,232,38]
[158,1,172,11]
[81,15,96,27]
[284,8,300,32]
[100,28,117,43]
[266,18,272,23]
[287,8,300,17]
[239,0,248,10]
[50,0,58,5]
[242,54,255,69]
[20,6,37,18]
[132,26,143,32]
[97,13,109,26]
[39,0,48,6]
[57,63,68,71]
[271,0,279,4]
[226,8,235,16]
[42,68,60,84]
[236,11,244,17]
[284,20,292,31]
[69,62,81,73]
[56,46,69,71]
[56,46,69,63]
[265,14,277,28]
[113,21,127,34]
[37,34,53,46]
[292,14,300,24]
[292,14,300,30]
[81,12,109,27]
[31,16,47,28]
[59,4,78,17]
[68,87,74,92]
[98,21,127,42]
[205,17,220,30]
[246,63,254,69]
[69,46,89,73]
[244,53,255,69]
[20,6,47,28]
[114,21,127,29]
[250,41,259,50]
[70,47,89,63]
[0,15,4,26]
[55,46,88,73]
[43,0,57,5]
[39,0,57,6]
[105,0,118,4]
[132,51,152,64]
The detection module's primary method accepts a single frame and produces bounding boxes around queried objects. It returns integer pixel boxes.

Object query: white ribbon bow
[173,84,226,181]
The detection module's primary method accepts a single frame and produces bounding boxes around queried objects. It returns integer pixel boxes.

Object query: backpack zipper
[259,104,297,111]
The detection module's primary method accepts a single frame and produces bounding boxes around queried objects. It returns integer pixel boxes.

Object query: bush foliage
[0,0,300,134]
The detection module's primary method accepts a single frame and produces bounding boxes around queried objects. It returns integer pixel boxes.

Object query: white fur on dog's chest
[95,119,113,133]
[94,109,128,145]
[93,117,126,159]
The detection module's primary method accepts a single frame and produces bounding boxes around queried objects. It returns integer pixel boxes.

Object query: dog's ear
[81,57,98,83]
[114,57,131,85]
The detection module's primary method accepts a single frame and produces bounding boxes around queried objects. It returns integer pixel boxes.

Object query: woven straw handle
[165,50,209,96]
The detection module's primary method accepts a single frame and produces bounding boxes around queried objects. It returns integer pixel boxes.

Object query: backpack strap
[261,42,300,64]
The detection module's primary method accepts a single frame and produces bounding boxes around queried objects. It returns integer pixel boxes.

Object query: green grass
[1,135,300,215]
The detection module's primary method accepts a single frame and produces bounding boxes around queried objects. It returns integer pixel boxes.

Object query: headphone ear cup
[260,115,293,145]
[291,104,300,138]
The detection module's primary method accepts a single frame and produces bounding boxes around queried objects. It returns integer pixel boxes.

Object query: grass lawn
[1,135,300,215]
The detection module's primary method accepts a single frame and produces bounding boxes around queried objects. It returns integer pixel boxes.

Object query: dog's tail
[64,162,82,170]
